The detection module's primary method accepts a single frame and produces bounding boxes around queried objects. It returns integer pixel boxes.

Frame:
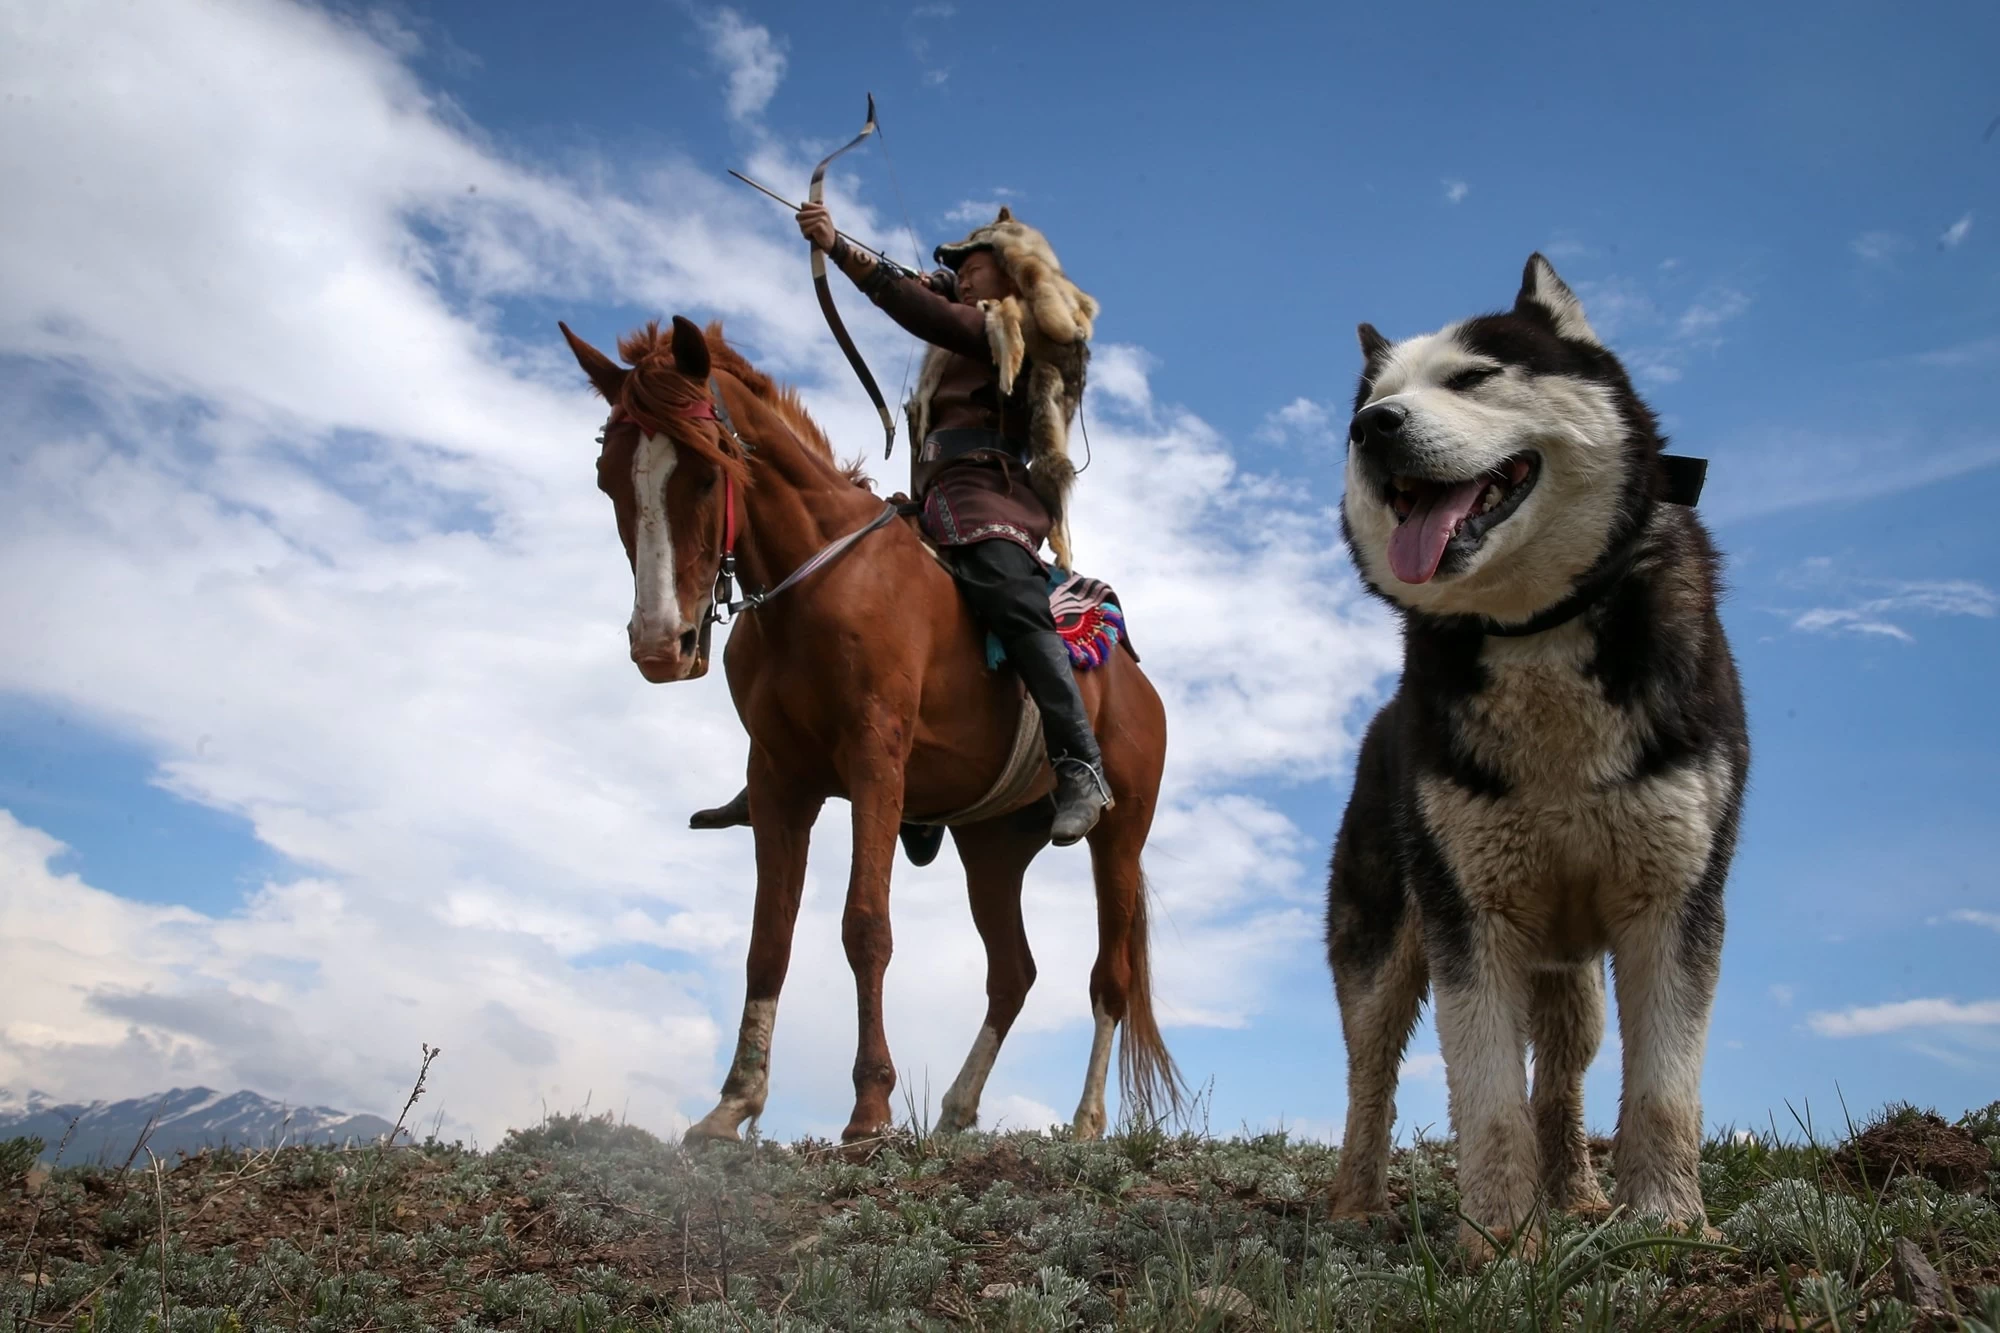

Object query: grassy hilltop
[3,1099,1997,1332]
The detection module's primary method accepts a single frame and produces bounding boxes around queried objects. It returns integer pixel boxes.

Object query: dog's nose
[1349,401,1408,449]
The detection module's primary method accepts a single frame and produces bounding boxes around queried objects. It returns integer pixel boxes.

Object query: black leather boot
[1006,631,1113,846]
[899,822,947,866]
[689,787,751,830]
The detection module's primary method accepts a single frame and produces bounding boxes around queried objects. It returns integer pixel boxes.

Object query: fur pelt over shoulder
[911,207,1098,568]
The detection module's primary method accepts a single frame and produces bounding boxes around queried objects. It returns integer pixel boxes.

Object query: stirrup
[1049,757,1113,846]
[1053,757,1114,809]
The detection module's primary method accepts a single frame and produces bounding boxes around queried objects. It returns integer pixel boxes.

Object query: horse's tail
[1118,866,1185,1127]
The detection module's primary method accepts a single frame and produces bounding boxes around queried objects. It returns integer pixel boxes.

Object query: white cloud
[1090,344,1156,418]
[699,9,788,123]
[0,0,1397,1143]
[1675,288,1751,343]
[1789,577,1997,644]
[1807,997,2000,1037]
[944,199,1006,226]
[906,4,954,86]
[1571,277,1658,341]
[982,1093,1061,1132]
[1572,274,1750,382]
[1945,909,2000,934]
[1852,231,1905,263]
[1400,1052,1445,1081]
[1442,179,1469,205]
[1940,212,1973,249]
[1256,397,1337,446]
[1914,336,2000,370]
[0,812,714,1143]
[1768,984,1795,1008]
[1701,427,2000,524]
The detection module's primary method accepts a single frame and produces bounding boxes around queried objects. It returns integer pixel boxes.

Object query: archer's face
[955,251,1012,304]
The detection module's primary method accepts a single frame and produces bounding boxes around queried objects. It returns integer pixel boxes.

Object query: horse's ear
[670,315,711,380]
[996,205,1013,223]
[559,321,626,403]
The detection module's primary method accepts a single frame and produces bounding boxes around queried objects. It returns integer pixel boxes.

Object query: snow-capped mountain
[0,1087,398,1165]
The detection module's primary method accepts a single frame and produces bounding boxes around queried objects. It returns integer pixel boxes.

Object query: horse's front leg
[839,735,909,1143]
[685,767,822,1144]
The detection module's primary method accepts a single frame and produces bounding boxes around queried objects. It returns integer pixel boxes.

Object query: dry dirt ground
[2,1101,1996,1331]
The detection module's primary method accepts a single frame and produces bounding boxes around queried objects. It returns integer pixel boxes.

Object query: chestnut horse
[561,314,1179,1143]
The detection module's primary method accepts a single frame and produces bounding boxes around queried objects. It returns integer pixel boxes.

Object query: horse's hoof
[1070,1112,1106,1141]
[834,1133,889,1164]
[1326,1181,1388,1223]
[682,1116,744,1148]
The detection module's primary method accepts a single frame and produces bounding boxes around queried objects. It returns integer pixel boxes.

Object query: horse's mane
[616,320,872,490]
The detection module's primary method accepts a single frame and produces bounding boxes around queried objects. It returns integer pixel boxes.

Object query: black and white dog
[1325,256,1748,1255]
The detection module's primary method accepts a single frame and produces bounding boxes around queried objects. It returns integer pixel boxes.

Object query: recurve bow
[808,94,897,458]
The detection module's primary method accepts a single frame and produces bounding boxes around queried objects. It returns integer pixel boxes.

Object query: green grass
[1,1100,1994,1332]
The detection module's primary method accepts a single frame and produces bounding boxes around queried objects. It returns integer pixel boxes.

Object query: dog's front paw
[1458,1221,1542,1266]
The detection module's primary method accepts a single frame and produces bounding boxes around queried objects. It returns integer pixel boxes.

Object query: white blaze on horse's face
[628,429,689,681]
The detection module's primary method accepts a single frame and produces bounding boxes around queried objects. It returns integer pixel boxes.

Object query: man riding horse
[692,203,1112,851]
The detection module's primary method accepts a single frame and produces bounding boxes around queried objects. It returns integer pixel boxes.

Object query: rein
[635,380,897,634]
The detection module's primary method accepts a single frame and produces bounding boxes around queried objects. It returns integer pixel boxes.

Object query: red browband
[609,397,718,434]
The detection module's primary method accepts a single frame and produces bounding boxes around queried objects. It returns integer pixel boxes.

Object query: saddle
[895,511,1137,835]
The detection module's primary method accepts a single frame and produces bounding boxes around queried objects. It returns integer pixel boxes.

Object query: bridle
[605,377,898,637]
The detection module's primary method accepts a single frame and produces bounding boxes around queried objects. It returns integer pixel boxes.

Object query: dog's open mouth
[1381,453,1539,585]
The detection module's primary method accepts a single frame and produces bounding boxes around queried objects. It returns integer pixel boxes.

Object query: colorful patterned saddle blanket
[986,568,1136,671]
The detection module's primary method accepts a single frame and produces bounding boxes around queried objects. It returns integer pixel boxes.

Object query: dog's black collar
[1470,452,1705,639]
[1656,453,1706,507]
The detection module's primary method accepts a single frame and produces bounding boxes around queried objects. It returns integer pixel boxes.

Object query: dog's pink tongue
[1387,480,1485,585]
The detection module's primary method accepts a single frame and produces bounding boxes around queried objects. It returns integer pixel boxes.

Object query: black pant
[944,540,1055,642]
[946,539,1103,776]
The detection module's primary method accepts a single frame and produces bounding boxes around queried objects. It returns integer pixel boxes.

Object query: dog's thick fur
[1324,255,1749,1255]
[911,207,1097,568]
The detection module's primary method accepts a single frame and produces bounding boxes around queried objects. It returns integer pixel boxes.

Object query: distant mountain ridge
[0,1087,397,1164]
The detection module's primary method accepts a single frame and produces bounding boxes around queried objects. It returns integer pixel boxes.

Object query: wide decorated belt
[920,428,1028,466]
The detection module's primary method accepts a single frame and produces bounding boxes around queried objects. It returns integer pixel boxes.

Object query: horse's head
[560,315,749,684]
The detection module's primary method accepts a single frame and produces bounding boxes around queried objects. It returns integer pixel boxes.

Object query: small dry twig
[362,1042,441,1242]
[714,1191,730,1305]
[330,1177,346,1276]
[146,1149,171,1331]
[386,1043,442,1149]
[9,1114,79,1317]
[120,1093,169,1173]
[182,1147,285,1227]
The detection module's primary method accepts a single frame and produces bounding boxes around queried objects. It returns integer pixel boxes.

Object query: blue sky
[0,0,1994,1147]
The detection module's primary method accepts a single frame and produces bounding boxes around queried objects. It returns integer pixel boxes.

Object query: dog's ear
[1358,322,1392,366]
[1515,254,1602,347]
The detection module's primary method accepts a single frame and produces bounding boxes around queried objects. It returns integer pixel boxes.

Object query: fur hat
[912,208,1099,567]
